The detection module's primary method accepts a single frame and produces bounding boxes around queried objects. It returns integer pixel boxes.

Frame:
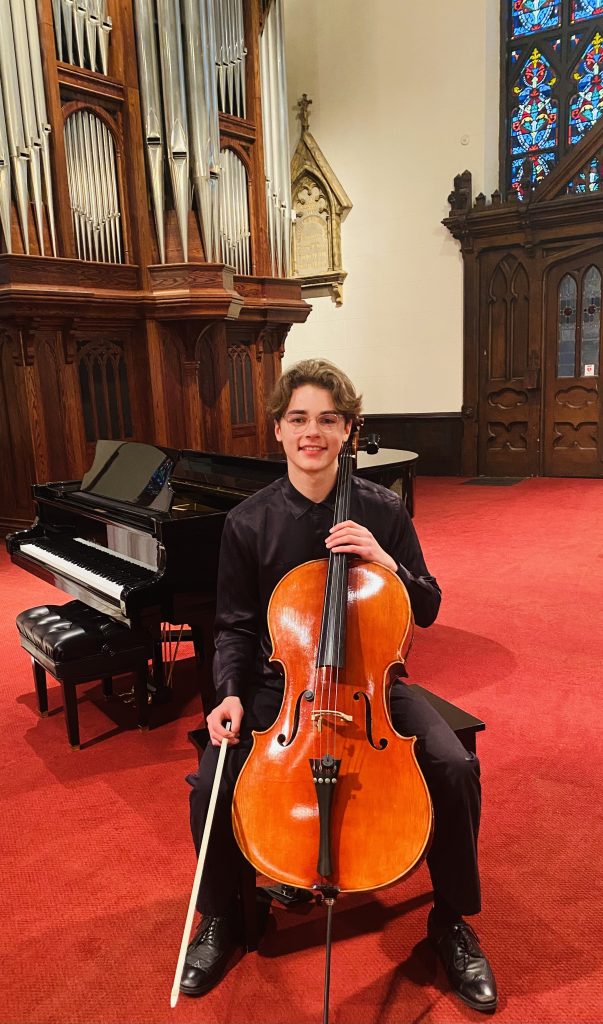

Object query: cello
[231,425,433,1018]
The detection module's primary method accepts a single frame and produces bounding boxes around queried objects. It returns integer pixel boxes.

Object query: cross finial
[297,93,312,133]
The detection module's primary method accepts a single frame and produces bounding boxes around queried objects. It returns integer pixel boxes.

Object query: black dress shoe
[428,909,498,1013]
[179,915,242,997]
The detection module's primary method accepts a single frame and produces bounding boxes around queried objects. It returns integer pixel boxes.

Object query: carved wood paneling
[36,336,71,481]
[199,323,230,453]
[478,253,541,476]
[552,421,597,449]
[0,335,35,526]
[444,130,603,478]
[160,330,189,449]
[544,257,603,474]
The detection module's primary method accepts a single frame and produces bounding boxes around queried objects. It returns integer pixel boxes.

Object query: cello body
[232,556,433,893]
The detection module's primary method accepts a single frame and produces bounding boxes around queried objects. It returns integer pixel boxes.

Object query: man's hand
[325,520,397,572]
[207,696,244,746]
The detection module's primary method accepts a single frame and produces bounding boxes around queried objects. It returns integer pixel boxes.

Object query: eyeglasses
[281,412,345,433]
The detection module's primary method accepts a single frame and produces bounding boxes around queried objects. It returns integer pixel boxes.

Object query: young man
[181,359,497,1013]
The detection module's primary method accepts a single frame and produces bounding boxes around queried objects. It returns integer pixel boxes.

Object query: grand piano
[6,440,418,700]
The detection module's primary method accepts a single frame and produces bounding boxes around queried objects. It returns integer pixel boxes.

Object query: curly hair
[267,359,362,422]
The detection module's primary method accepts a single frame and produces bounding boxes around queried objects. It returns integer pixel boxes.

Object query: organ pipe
[0,79,12,253]
[52,0,112,75]
[156,0,190,261]
[219,148,250,275]
[24,0,58,256]
[133,0,166,264]
[64,110,123,264]
[259,0,291,277]
[182,0,221,263]
[0,0,58,256]
[0,1,30,253]
[0,0,293,276]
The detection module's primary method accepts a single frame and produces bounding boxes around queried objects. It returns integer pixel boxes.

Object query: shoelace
[190,917,221,949]
[450,922,482,969]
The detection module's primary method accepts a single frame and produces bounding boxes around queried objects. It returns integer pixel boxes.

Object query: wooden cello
[232,430,433,898]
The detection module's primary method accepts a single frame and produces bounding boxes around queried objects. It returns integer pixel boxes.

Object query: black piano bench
[15,601,152,749]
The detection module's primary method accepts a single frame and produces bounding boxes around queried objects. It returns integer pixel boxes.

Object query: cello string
[321,437,347,763]
[319,437,347,761]
[327,446,344,762]
[330,438,352,762]
[327,445,347,762]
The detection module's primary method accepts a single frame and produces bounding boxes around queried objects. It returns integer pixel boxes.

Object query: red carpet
[2,477,602,1024]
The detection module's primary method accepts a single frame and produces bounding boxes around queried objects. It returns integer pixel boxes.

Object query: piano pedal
[146,673,172,705]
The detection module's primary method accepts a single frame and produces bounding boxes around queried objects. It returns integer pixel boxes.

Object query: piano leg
[101,676,113,697]
[32,658,48,717]
[134,664,150,731]
[190,618,216,718]
[59,680,81,748]
[152,640,166,691]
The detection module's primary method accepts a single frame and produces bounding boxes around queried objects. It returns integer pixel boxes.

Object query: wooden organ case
[0,0,309,533]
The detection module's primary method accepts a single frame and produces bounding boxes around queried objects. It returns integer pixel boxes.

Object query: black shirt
[213,474,441,704]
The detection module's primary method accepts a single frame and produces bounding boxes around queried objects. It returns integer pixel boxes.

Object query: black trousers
[188,682,482,918]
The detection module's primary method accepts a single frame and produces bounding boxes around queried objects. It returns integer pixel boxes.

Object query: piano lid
[76,440,180,513]
[169,446,418,506]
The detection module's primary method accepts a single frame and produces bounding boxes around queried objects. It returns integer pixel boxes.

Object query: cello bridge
[311,709,353,733]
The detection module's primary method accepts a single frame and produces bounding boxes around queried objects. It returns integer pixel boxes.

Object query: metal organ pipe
[127,0,289,275]
[200,0,221,263]
[0,1,58,257]
[73,0,86,68]
[0,79,12,253]
[61,0,75,65]
[133,0,166,263]
[219,148,250,276]
[213,0,246,119]
[10,0,45,255]
[52,0,63,60]
[52,0,112,74]
[182,0,221,263]
[259,0,291,277]
[156,0,190,261]
[0,1,30,254]
[64,110,123,263]
[274,0,290,277]
[24,0,58,256]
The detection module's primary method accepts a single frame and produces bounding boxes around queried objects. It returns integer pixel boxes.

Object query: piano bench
[15,601,153,749]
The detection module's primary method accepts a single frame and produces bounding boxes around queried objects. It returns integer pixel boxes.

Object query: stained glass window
[557,275,578,376]
[569,31,603,140]
[581,266,601,374]
[512,49,558,152]
[504,1,603,196]
[572,1,603,21]
[512,1,560,36]
[567,154,601,188]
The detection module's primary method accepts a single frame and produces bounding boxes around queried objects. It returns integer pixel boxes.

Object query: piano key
[19,539,156,602]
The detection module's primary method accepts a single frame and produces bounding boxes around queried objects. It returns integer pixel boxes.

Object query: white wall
[284,0,500,414]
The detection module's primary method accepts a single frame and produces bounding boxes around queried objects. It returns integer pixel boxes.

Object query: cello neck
[316,437,355,669]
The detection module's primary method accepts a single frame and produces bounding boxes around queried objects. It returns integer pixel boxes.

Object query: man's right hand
[207,696,244,746]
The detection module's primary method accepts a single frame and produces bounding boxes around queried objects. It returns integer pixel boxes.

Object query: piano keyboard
[19,537,157,603]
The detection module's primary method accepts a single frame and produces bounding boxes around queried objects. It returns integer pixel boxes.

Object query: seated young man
[181,358,497,1014]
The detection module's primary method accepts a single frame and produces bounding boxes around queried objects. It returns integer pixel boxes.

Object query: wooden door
[478,254,542,477]
[543,256,603,477]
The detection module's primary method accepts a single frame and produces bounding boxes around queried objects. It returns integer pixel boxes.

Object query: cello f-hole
[353,691,388,751]
[277,689,315,747]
